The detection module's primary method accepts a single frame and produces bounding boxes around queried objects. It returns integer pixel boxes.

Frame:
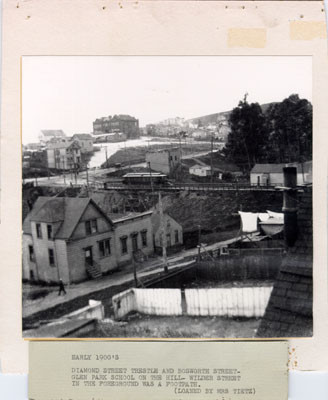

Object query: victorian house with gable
[23,197,153,284]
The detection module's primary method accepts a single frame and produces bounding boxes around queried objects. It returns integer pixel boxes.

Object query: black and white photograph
[22,56,313,339]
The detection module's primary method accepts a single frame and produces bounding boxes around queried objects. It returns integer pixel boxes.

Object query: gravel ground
[83,314,260,338]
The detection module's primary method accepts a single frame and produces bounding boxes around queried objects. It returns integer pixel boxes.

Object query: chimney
[283,167,298,247]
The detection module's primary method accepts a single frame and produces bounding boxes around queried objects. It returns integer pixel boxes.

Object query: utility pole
[105,146,108,168]
[132,254,138,287]
[62,158,66,185]
[74,164,78,185]
[159,192,168,273]
[197,201,203,261]
[86,163,89,197]
[148,161,154,194]
[125,139,131,170]
[210,134,214,183]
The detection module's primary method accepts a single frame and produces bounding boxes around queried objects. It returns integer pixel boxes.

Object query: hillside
[187,102,276,126]
[161,190,283,233]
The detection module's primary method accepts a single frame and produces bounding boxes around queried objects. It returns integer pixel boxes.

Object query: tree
[264,94,312,163]
[223,96,267,172]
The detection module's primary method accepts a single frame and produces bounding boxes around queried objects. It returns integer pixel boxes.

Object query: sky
[22,56,312,144]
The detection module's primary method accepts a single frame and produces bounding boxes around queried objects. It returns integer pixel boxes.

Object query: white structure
[39,130,66,144]
[146,147,180,174]
[250,161,312,186]
[191,129,210,139]
[151,210,183,249]
[189,164,211,177]
[46,140,81,170]
[72,134,94,153]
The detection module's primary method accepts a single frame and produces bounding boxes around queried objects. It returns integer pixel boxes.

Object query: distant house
[93,114,139,139]
[191,129,211,139]
[189,164,211,177]
[151,210,183,252]
[25,142,44,151]
[22,197,154,284]
[72,134,94,153]
[39,130,66,144]
[46,140,81,170]
[146,147,180,175]
[23,150,48,170]
[250,161,312,186]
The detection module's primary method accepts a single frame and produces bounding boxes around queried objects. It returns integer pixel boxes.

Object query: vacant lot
[83,314,260,338]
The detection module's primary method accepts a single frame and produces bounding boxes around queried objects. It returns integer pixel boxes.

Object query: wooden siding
[113,216,153,266]
[71,203,112,240]
[67,232,118,283]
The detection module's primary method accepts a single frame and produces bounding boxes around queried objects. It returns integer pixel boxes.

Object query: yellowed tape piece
[227,28,267,48]
[290,21,326,41]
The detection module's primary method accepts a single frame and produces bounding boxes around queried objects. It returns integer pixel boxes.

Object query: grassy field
[102,143,218,167]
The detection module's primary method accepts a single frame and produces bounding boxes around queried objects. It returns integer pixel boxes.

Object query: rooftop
[94,114,138,123]
[108,210,153,224]
[251,161,312,174]
[23,197,113,239]
[190,164,210,170]
[41,130,66,137]
[257,186,313,337]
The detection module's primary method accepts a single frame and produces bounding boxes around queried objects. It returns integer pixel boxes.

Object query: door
[84,246,93,266]
[131,234,138,252]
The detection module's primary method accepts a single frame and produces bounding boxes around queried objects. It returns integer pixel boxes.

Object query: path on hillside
[22,234,246,319]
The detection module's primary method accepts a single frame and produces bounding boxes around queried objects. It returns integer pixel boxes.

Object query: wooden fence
[112,286,272,319]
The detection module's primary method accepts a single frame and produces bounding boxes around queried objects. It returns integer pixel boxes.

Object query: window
[98,238,111,257]
[85,219,98,235]
[48,248,55,266]
[120,236,128,254]
[47,224,53,239]
[175,230,179,244]
[36,223,42,238]
[141,230,147,247]
[28,245,35,262]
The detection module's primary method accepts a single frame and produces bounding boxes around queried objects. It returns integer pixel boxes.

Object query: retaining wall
[63,299,105,320]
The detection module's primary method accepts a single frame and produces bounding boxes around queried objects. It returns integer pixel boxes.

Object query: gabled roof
[41,130,66,137]
[190,164,210,170]
[23,196,114,240]
[251,161,312,174]
[151,209,181,233]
